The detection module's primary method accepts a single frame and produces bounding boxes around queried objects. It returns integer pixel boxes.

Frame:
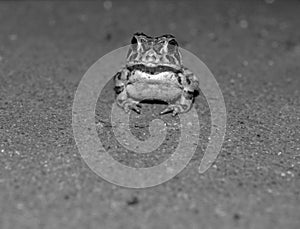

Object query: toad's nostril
[147,55,156,61]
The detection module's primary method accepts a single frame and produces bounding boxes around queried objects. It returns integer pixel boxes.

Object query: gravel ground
[0,1,300,229]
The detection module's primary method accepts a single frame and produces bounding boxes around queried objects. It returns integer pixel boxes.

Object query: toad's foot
[160,104,183,116]
[160,93,193,116]
[121,98,142,114]
[160,103,191,116]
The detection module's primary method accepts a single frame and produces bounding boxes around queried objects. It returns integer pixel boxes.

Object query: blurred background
[0,1,299,229]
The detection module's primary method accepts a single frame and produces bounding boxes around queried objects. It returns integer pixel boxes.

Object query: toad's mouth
[134,79,174,85]
[127,64,181,74]
[129,75,181,89]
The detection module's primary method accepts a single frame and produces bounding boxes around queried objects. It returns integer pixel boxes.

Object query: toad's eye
[168,39,178,47]
[140,37,148,43]
[167,39,178,52]
[131,36,138,44]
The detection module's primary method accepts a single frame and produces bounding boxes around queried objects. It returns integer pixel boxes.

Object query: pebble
[294,45,300,55]
[103,0,112,11]
[230,90,236,97]
[215,207,226,217]
[279,22,288,30]
[265,0,275,4]
[48,19,56,26]
[96,122,103,128]
[287,171,294,177]
[239,20,248,29]
[78,14,88,22]
[9,34,18,41]
[166,4,175,12]
[271,41,279,48]
[208,32,216,40]
[169,22,176,31]
[260,29,269,37]
[242,60,249,66]
[268,60,274,66]
[190,28,198,37]
[16,203,24,210]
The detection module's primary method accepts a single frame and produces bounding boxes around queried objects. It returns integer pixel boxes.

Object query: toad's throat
[129,70,180,85]
[127,83,182,101]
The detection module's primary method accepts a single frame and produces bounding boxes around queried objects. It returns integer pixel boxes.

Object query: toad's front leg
[160,68,199,116]
[114,68,141,113]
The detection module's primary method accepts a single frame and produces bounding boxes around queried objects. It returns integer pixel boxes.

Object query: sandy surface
[0,1,300,229]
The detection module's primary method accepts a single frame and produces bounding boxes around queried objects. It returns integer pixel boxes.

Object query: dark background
[0,0,299,228]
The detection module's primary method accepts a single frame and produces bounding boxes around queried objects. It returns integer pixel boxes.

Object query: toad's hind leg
[160,90,194,116]
[114,68,141,114]
[160,68,199,116]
